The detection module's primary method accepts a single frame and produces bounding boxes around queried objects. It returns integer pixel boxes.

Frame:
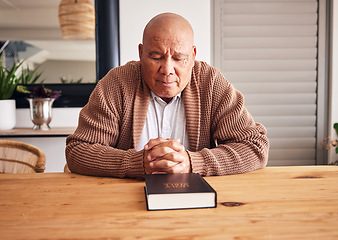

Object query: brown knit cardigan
[66,60,269,178]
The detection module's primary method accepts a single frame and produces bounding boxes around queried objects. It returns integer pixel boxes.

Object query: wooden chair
[0,140,46,173]
[64,163,71,173]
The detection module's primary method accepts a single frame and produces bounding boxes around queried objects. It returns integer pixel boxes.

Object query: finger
[154,162,187,174]
[166,139,185,152]
[144,137,168,150]
[157,151,189,164]
[149,159,178,169]
[161,151,191,173]
[144,138,184,152]
[143,141,174,174]
[147,145,177,162]
[148,140,185,160]
[169,162,187,173]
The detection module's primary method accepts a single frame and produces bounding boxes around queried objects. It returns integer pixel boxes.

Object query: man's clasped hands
[143,138,191,174]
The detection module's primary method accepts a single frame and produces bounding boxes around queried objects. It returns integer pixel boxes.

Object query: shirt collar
[150,91,182,103]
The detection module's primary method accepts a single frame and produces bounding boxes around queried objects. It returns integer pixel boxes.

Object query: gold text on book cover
[163,183,190,188]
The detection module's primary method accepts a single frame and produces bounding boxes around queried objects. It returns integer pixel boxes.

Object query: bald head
[138,13,196,103]
[142,13,194,45]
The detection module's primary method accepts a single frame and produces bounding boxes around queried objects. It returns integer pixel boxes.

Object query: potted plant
[60,76,83,84]
[321,123,338,165]
[19,65,45,85]
[0,57,22,130]
[17,85,61,130]
[16,65,61,130]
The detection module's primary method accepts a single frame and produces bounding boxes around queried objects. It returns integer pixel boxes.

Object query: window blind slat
[222,37,317,48]
[222,0,317,2]
[244,94,316,105]
[225,71,317,82]
[222,49,317,60]
[222,59,316,71]
[269,149,316,160]
[234,82,317,94]
[267,127,316,138]
[268,159,315,166]
[269,138,316,149]
[222,14,317,25]
[246,104,316,116]
[222,25,317,37]
[221,2,317,14]
[254,116,316,127]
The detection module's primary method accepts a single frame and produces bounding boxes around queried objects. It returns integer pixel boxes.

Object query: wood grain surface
[0,166,337,240]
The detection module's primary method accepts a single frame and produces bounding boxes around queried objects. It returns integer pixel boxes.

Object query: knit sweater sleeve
[188,62,269,176]
[65,63,145,178]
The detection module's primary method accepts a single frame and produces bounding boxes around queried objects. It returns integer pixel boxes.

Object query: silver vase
[27,98,55,130]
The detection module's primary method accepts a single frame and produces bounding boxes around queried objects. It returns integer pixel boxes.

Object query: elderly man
[66,13,269,178]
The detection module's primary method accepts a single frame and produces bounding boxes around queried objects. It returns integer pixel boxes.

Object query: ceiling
[0,0,95,61]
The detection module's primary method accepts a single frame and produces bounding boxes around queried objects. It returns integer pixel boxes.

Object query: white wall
[40,60,96,84]
[329,0,338,163]
[15,108,81,128]
[119,0,211,65]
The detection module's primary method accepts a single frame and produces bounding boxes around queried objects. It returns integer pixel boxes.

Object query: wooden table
[0,166,337,240]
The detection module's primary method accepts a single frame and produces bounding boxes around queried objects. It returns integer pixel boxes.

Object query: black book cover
[144,173,217,210]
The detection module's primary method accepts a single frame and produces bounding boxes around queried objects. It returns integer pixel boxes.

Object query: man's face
[139,29,196,103]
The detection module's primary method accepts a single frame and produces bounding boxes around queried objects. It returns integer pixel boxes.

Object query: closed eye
[173,53,188,61]
[174,57,185,61]
[148,52,163,60]
[151,56,163,60]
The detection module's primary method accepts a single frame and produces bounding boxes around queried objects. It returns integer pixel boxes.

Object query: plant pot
[27,98,55,130]
[0,99,16,130]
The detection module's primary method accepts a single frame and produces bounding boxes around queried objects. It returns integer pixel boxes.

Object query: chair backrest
[64,163,71,173]
[0,140,46,173]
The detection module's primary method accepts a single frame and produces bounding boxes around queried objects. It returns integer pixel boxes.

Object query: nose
[159,58,175,76]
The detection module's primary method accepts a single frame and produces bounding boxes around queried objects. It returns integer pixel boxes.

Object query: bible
[144,173,217,211]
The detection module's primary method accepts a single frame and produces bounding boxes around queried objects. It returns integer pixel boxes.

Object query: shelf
[0,127,76,138]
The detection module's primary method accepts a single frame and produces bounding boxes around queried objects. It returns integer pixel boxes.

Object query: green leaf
[16,85,31,94]
[336,146,338,154]
[19,65,45,85]
[0,57,23,100]
[334,123,338,135]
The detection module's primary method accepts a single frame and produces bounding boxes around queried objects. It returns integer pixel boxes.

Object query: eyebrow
[148,51,188,58]
[174,52,188,58]
[148,51,163,56]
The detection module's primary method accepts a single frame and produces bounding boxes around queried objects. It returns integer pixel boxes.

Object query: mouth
[157,80,176,87]
[161,81,175,86]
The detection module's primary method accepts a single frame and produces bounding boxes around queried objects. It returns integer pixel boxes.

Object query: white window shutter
[213,0,319,166]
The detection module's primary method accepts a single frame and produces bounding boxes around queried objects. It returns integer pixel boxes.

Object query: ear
[138,44,143,60]
[192,45,197,60]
